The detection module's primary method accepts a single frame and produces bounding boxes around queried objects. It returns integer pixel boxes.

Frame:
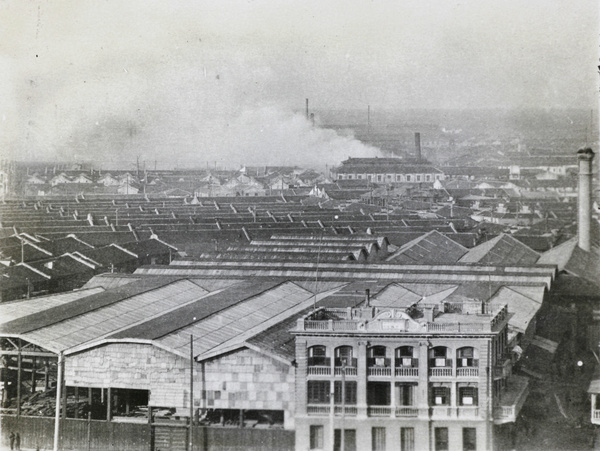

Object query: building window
[435,427,449,451]
[463,428,476,451]
[396,383,416,406]
[368,345,388,367]
[307,381,330,404]
[357,174,363,179]
[335,346,355,367]
[430,385,450,405]
[348,174,354,179]
[430,346,450,367]
[386,174,392,180]
[308,345,329,367]
[458,385,478,406]
[457,347,477,367]
[372,427,386,451]
[426,174,432,182]
[338,174,343,180]
[310,425,324,449]
[396,346,416,367]
[334,429,356,451]
[367,382,391,406]
[396,174,403,182]
[377,175,383,182]
[400,427,415,451]
[334,381,357,405]
[406,175,412,182]
[416,175,422,182]
[367,175,373,181]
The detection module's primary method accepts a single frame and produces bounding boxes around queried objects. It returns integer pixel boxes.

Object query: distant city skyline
[1,0,597,165]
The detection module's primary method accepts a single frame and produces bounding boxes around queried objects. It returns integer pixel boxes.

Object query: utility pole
[189,334,194,451]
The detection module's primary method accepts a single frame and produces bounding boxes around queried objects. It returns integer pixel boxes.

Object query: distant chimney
[306,98,309,119]
[414,132,422,162]
[365,289,371,307]
[577,148,595,251]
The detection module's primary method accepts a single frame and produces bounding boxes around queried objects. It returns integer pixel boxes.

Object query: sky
[0,0,598,168]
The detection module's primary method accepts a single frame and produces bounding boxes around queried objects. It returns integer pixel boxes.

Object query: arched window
[395,346,416,367]
[429,346,450,367]
[457,347,477,367]
[368,346,388,367]
[335,346,354,367]
[308,345,329,367]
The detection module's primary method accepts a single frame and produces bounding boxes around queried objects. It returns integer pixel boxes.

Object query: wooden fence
[1,415,294,451]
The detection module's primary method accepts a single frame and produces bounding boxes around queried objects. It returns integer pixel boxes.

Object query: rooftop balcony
[296,303,509,335]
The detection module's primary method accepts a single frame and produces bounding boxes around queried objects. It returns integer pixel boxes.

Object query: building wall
[67,344,295,424]
[295,333,497,451]
[66,343,193,411]
[201,348,295,427]
[295,418,489,451]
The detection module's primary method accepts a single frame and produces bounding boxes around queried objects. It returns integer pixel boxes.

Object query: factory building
[333,158,444,184]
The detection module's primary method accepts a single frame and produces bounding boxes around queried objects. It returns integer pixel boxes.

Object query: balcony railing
[367,406,392,417]
[307,366,331,376]
[395,367,419,377]
[368,366,392,377]
[493,406,515,421]
[395,407,419,417]
[456,367,479,377]
[300,319,500,333]
[307,405,330,415]
[429,367,452,377]
[307,405,358,416]
[334,366,357,377]
[334,406,358,416]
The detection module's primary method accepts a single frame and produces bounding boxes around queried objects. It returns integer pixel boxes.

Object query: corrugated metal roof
[158,282,315,357]
[0,287,105,326]
[0,277,180,335]
[109,280,281,341]
[489,286,542,333]
[9,279,209,352]
[82,273,145,290]
[386,230,467,264]
[459,234,540,265]
[370,283,422,308]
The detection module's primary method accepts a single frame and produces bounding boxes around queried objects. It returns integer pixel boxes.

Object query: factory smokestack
[414,132,422,162]
[306,98,309,120]
[577,148,595,252]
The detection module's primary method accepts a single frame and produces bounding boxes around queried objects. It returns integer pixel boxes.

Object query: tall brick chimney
[414,132,422,162]
[577,148,595,252]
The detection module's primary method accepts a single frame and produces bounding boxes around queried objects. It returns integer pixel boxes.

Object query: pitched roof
[488,286,544,333]
[537,220,600,287]
[386,231,468,264]
[458,234,540,265]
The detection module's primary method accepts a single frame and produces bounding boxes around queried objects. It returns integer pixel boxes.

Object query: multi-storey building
[332,158,445,184]
[293,297,524,451]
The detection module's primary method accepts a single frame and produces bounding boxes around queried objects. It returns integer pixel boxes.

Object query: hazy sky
[1,0,597,166]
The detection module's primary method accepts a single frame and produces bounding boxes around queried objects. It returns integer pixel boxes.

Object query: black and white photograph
[0,1,598,450]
